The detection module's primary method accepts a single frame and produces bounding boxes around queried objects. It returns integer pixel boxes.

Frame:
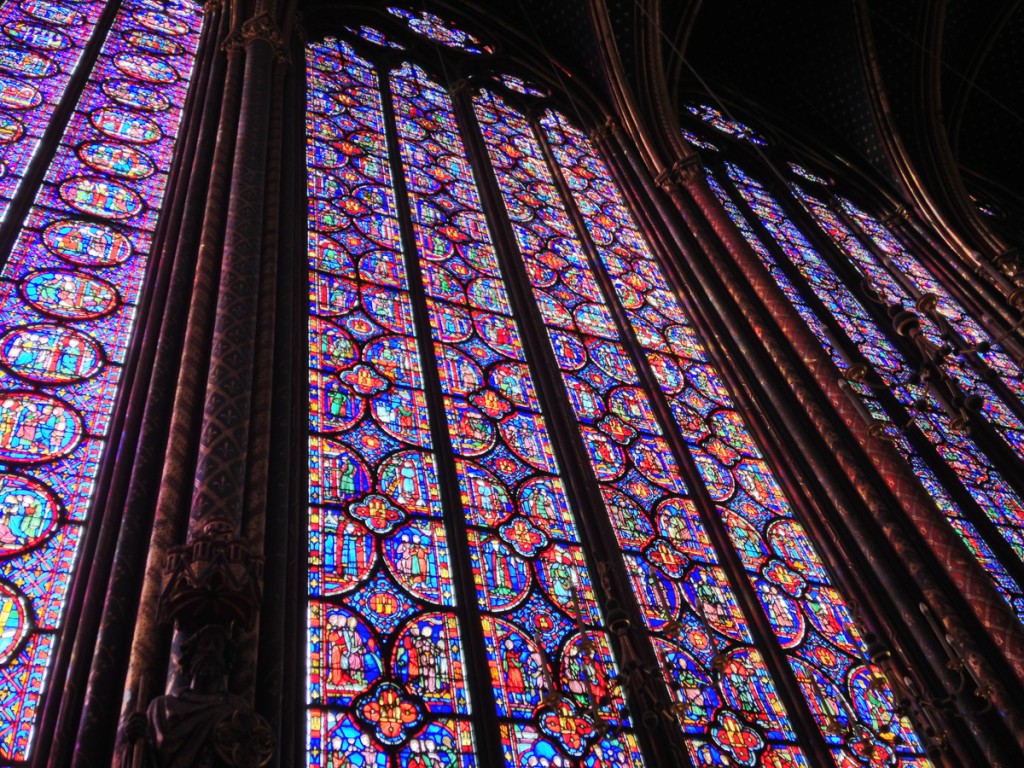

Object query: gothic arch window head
[680,129,718,153]
[680,105,1024,624]
[0,0,202,761]
[787,163,832,187]
[305,12,930,768]
[685,103,769,147]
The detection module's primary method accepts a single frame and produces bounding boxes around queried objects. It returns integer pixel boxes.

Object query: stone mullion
[254,27,305,768]
[376,64,507,768]
[450,86,693,768]
[658,142,1024,753]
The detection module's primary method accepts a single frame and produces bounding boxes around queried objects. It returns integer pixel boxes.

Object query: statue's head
[180,625,235,692]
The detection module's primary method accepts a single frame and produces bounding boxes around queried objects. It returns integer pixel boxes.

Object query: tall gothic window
[683,103,1024,632]
[0,0,201,761]
[304,10,933,768]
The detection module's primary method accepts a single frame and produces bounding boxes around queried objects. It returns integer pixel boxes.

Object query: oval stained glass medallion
[101,78,171,111]
[0,48,57,79]
[20,0,84,26]
[122,27,184,55]
[89,107,162,144]
[77,142,155,179]
[3,20,71,50]
[43,220,132,266]
[0,473,60,555]
[0,324,103,383]
[20,270,119,320]
[114,52,178,83]
[0,75,43,110]
[0,392,83,462]
[132,10,189,36]
[59,177,143,219]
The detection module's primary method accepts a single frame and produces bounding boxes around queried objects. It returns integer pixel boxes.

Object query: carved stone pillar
[114,3,295,765]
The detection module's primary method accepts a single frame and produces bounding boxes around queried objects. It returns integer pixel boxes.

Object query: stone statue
[124,625,273,768]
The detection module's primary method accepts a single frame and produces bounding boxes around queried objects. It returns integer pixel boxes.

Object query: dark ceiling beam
[917,0,1012,258]
[851,0,1010,267]
[663,0,703,108]
[947,0,1021,154]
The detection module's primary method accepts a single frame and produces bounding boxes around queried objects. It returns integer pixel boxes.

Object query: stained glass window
[306,39,474,767]
[541,111,927,767]
[0,0,109,220]
[715,163,1024,620]
[0,0,200,760]
[475,88,808,767]
[304,13,934,768]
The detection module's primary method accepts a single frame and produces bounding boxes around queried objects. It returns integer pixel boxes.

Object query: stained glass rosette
[391,62,644,766]
[541,111,930,767]
[474,88,810,768]
[306,39,474,768]
[0,0,199,761]
[0,0,110,217]
[705,170,1024,620]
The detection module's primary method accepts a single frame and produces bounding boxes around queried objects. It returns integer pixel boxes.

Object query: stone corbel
[655,153,703,193]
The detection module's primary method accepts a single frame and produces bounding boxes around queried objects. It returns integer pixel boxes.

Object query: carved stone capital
[588,116,619,145]
[203,0,222,15]
[241,11,284,50]
[449,78,473,96]
[159,517,263,630]
[880,204,910,227]
[656,154,703,192]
